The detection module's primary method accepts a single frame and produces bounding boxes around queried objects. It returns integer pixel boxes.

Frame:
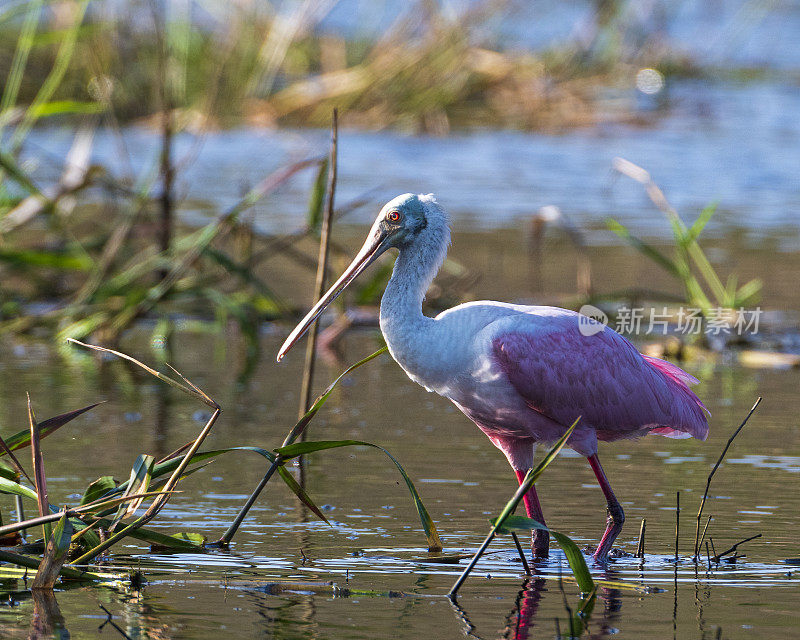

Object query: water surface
[0,328,797,639]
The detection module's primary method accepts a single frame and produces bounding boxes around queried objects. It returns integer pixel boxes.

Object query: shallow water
[7,4,800,633]
[1,327,798,639]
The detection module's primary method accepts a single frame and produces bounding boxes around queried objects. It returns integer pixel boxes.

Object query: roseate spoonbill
[278,193,709,561]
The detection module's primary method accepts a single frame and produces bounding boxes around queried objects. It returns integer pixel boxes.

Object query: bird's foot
[585,544,630,564]
[531,531,550,561]
[531,549,550,563]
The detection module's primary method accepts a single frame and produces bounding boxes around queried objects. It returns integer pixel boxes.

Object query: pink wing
[493,324,709,442]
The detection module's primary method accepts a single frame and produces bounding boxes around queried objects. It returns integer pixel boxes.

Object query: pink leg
[587,453,625,562]
[514,470,549,558]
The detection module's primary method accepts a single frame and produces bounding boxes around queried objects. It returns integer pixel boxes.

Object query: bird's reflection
[453,566,624,640]
[501,576,547,640]
[595,569,623,638]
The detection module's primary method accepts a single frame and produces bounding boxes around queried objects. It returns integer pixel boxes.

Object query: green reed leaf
[277,439,443,552]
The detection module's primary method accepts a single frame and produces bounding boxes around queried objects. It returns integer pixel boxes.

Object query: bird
[277,193,709,562]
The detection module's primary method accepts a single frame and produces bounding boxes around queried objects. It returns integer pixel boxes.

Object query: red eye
[387,210,401,223]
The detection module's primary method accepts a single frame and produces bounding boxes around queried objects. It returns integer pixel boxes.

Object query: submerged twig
[698,515,712,551]
[710,534,762,563]
[693,397,762,558]
[511,532,531,576]
[98,604,133,640]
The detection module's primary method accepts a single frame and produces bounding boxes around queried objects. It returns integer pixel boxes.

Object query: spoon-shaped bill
[277,229,391,362]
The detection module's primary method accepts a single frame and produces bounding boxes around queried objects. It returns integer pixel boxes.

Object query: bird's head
[370,192,431,248]
[277,193,446,362]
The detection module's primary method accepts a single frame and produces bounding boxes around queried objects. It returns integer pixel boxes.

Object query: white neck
[379,224,449,382]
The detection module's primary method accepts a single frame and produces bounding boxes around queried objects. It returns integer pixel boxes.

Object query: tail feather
[643,355,710,441]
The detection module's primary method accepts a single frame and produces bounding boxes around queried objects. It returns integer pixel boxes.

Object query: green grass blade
[136,445,333,528]
[276,439,443,552]
[149,531,206,552]
[146,446,276,486]
[276,466,330,524]
[735,278,763,306]
[0,402,101,453]
[201,249,288,314]
[492,419,578,531]
[32,510,73,589]
[283,347,388,447]
[0,150,42,195]
[0,549,121,581]
[277,441,367,457]
[687,243,727,306]
[71,517,204,552]
[11,0,89,147]
[484,419,593,594]
[492,514,594,593]
[686,203,717,243]
[27,100,104,118]
[0,0,42,118]
[111,454,154,527]
[724,273,738,308]
[0,548,108,582]
[0,475,38,501]
[80,476,116,506]
[0,431,31,484]
[0,458,19,480]
[0,247,93,271]
[570,588,598,636]
[449,420,579,597]
[605,219,680,277]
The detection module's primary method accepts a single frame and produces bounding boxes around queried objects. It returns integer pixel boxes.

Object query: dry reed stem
[693,397,762,558]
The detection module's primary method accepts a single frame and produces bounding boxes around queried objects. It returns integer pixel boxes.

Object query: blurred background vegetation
[1,0,796,373]
[1,4,800,632]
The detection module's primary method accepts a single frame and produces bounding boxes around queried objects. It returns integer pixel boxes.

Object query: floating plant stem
[511,532,531,576]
